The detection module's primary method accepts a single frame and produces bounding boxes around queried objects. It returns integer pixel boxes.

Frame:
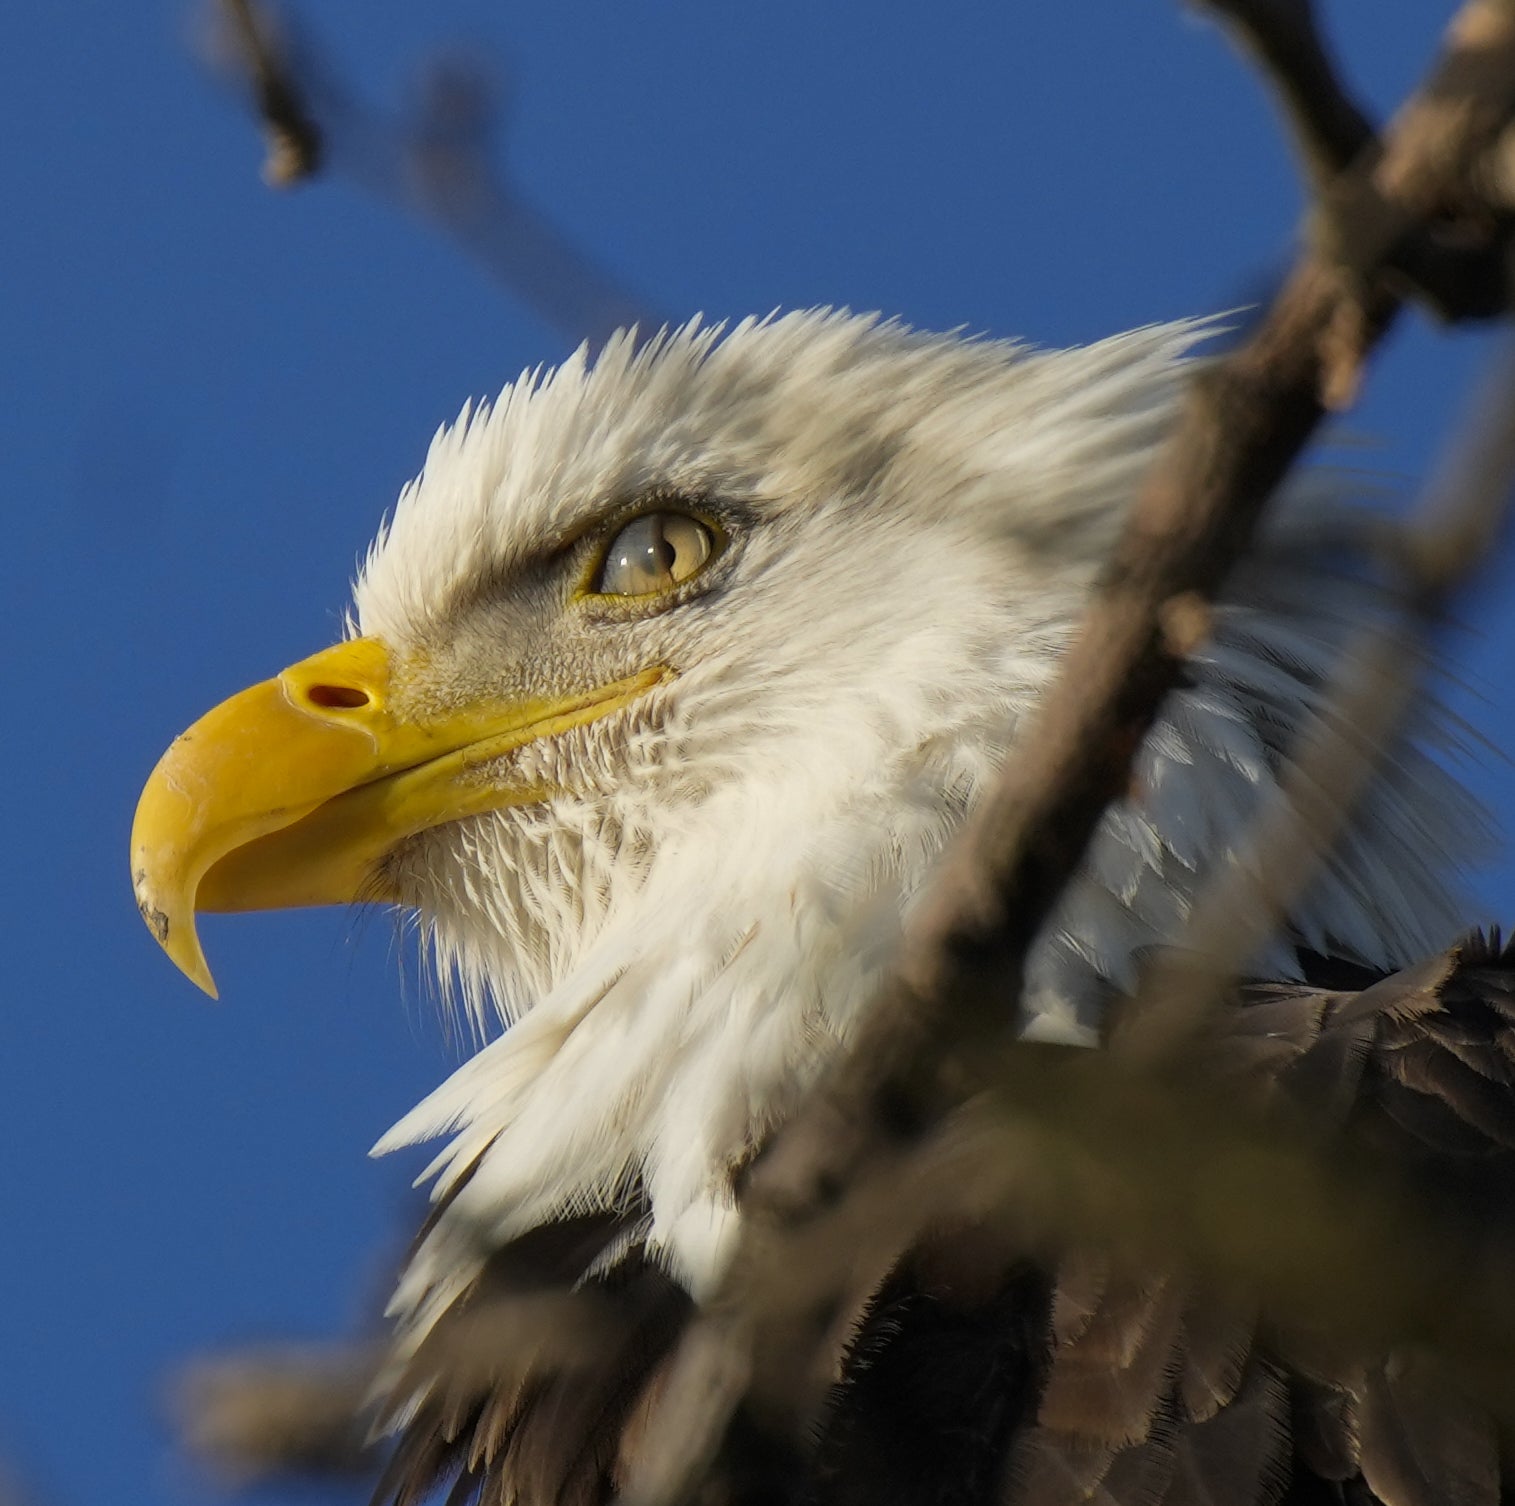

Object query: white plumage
[341,309,1481,1356]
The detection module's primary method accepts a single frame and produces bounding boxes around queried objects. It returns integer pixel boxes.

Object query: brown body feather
[377,933,1515,1506]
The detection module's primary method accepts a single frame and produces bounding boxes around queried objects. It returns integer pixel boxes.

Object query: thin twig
[1195,0,1376,194]
[220,0,321,185]
[174,1343,381,1484]
[205,6,659,347]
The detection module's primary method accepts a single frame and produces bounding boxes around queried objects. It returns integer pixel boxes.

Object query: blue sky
[1,4,1506,1504]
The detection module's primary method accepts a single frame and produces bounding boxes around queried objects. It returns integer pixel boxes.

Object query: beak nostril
[306,684,371,710]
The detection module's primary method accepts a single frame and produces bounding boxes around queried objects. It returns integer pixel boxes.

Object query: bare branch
[1119,335,1515,1070]
[1194,0,1376,194]
[173,1343,381,1485]
[219,0,321,186]
[1198,0,1515,326]
[186,10,1515,1506]
[736,0,1515,1245]
[205,5,660,347]
[627,941,1515,1504]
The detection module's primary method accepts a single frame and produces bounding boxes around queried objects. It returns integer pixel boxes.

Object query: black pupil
[650,530,677,572]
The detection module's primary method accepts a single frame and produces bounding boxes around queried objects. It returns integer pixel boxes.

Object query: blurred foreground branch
[725,0,1515,1308]
[174,1345,379,1486]
[220,0,320,184]
[1195,0,1375,196]
[1121,336,1515,1068]
[212,0,659,347]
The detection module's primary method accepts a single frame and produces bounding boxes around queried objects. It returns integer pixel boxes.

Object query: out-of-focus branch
[208,2,660,348]
[631,567,1515,1504]
[1199,0,1515,331]
[1194,0,1375,193]
[622,6,1515,1501]
[189,7,1515,1505]
[174,1344,381,1486]
[1118,336,1515,1070]
[220,0,320,185]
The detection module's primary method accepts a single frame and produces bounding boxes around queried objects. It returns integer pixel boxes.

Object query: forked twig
[208,2,659,347]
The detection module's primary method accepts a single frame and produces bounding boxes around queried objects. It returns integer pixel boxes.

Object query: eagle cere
[132,311,1504,1506]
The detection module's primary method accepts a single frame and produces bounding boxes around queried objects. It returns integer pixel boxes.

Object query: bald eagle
[133,312,1514,1506]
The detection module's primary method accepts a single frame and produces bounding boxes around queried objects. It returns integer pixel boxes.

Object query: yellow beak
[131,636,667,998]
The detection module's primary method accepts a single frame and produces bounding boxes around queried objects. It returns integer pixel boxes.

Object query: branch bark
[186,7,1515,1503]
[1196,0,1376,193]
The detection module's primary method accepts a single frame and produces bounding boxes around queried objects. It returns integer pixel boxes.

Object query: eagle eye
[592,511,715,597]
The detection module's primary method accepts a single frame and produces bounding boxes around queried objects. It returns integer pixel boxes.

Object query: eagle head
[131,310,1478,1305]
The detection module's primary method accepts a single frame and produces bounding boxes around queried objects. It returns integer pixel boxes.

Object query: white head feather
[349,310,1483,1339]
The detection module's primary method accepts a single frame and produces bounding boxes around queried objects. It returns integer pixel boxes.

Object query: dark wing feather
[1163,1360,1290,1506]
[1175,1286,1254,1424]
[1355,1356,1499,1506]
[372,1204,692,1506]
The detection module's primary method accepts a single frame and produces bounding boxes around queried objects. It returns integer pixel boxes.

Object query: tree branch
[1195,0,1376,193]
[173,1344,380,1485]
[207,2,660,347]
[1118,334,1515,1071]
[219,0,321,185]
[184,7,1515,1504]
